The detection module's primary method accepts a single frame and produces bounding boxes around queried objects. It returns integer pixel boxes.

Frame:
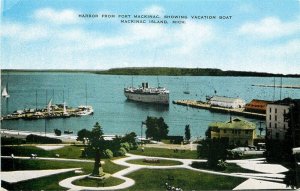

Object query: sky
[0,0,299,74]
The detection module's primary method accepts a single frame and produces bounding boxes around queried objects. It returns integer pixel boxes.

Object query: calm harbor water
[1,72,300,139]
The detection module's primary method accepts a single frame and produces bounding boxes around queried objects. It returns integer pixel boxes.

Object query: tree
[77,128,91,144]
[145,116,169,141]
[198,137,229,169]
[121,132,138,150]
[185,124,191,141]
[89,122,105,176]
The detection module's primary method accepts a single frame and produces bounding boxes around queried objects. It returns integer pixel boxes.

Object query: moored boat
[124,82,169,105]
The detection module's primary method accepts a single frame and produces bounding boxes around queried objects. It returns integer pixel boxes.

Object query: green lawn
[126,169,245,191]
[1,158,126,174]
[1,158,127,190]
[191,161,258,173]
[129,147,198,159]
[73,176,125,187]
[1,145,88,159]
[126,159,183,166]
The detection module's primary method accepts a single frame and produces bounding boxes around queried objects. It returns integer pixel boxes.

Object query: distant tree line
[94,67,300,77]
[3,68,300,77]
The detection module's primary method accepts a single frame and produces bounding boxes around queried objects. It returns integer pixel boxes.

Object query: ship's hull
[124,92,169,105]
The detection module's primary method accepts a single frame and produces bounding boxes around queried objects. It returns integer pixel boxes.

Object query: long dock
[173,100,266,119]
[252,84,300,89]
[1,106,93,121]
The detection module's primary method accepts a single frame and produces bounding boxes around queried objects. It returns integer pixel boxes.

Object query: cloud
[238,17,300,39]
[253,39,300,58]
[1,22,49,41]
[33,8,79,24]
[172,22,215,54]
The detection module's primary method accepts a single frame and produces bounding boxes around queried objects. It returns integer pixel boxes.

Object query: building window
[284,124,286,130]
[269,115,271,120]
[275,115,277,121]
[269,122,271,128]
[276,133,279,139]
[269,108,272,113]
[284,109,286,115]
[275,108,277,113]
[275,123,277,129]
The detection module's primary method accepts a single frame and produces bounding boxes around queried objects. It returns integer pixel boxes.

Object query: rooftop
[210,96,245,103]
[209,118,256,130]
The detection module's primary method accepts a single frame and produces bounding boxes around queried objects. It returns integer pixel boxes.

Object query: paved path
[59,153,291,191]
[2,168,81,183]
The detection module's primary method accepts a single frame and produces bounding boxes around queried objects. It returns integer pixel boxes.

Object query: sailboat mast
[85,83,87,106]
[273,77,275,101]
[36,90,38,110]
[280,77,283,100]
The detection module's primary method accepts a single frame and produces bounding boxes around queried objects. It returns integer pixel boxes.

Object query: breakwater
[172,100,266,120]
[252,84,300,89]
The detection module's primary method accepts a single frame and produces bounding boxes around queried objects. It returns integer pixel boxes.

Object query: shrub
[120,142,130,151]
[217,160,228,171]
[103,149,114,159]
[54,129,61,136]
[115,147,127,157]
[129,142,138,150]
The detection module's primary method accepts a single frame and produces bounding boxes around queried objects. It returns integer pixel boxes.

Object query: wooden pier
[173,100,266,119]
[252,84,300,89]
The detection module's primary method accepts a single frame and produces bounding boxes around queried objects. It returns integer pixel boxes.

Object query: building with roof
[245,99,272,114]
[208,118,256,146]
[266,98,300,142]
[208,96,246,109]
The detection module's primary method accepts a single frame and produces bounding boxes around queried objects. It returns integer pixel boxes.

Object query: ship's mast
[85,83,88,106]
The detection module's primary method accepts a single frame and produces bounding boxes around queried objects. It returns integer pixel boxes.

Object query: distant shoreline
[1,67,300,78]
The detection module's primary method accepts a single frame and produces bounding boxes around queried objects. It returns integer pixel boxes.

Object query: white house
[209,96,246,109]
[266,99,290,140]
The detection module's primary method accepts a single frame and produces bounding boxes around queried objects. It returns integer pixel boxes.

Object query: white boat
[63,102,70,116]
[2,85,10,98]
[76,84,94,116]
[124,82,169,105]
[77,105,94,115]
[47,99,52,115]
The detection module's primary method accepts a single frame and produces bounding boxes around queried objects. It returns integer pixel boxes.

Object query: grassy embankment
[1,145,87,159]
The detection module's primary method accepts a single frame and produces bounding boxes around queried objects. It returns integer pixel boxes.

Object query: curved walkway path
[59,153,290,191]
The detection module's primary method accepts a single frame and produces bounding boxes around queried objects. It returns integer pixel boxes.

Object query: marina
[1,72,299,137]
[1,103,94,120]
